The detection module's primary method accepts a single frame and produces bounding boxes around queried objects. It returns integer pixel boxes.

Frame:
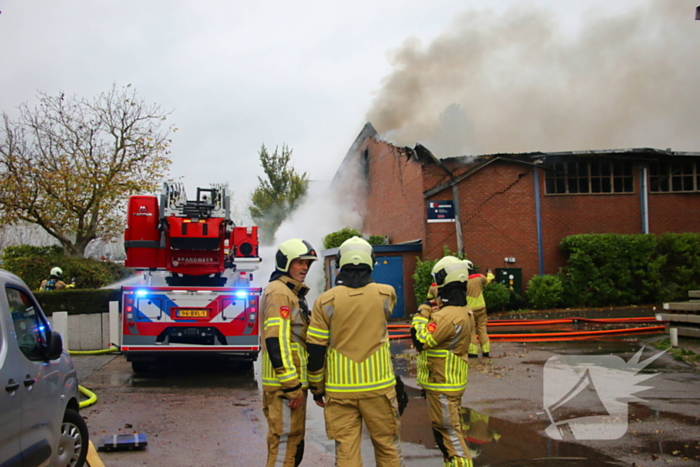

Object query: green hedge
[1,244,136,290]
[556,233,700,307]
[35,288,122,315]
[655,232,700,302]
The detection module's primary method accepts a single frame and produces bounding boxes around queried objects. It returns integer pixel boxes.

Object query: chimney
[696,6,700,20]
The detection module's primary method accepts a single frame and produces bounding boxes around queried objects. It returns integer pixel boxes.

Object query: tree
[249,144,308,244]
[0,84,173,257]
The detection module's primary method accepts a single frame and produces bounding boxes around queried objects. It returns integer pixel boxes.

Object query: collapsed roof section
[335,121,700,197]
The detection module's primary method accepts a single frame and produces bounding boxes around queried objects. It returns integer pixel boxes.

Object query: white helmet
[431,256,469,288]
[336,236,375,270]
[50,267,63,278]
[275,239,317,273]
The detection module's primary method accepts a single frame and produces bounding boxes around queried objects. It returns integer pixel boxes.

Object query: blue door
[372,256,404,318]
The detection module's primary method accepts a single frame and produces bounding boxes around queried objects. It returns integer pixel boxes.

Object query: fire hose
[388,317,665,341]
[68,345,120,408]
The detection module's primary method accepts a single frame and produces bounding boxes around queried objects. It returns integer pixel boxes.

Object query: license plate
[175,309,209,318]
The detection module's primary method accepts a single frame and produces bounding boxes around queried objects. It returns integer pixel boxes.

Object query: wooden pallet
[663,290,700,314]
[662,290,700,339]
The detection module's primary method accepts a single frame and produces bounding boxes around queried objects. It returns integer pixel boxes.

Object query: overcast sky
[3,0,695,216]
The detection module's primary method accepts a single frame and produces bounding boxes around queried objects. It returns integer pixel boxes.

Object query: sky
[3,1,696,206]
[2,0,699,291]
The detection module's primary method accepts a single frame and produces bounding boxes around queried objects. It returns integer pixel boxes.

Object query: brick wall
[648,193,700,233]
[352,137,700,299]
[363,139,426,244]
[424,161,540,281]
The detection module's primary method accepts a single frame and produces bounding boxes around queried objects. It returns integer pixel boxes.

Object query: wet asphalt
[75,319,700,467]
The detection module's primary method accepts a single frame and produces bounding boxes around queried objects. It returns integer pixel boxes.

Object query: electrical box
[494,268,522,296]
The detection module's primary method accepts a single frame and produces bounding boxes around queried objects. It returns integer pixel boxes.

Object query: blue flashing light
[38,325,45,332]
[235,290,248,299]
[136,289,149,297]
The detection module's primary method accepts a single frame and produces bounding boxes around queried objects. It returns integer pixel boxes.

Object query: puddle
[391,332,700,466]
[398,388,629,466]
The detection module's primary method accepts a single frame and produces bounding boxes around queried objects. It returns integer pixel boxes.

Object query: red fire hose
[388,317,665,342]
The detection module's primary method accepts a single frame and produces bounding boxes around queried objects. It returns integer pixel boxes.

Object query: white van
[0,269,88,467]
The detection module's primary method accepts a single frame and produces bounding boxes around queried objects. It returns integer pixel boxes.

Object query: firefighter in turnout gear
[261,238,317,467]
[411,256,475,467]
[467,268,494,358]
[39,267,68,291]
[307,236,405,467]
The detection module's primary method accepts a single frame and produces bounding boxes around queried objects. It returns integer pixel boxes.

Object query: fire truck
[121,182,261,372]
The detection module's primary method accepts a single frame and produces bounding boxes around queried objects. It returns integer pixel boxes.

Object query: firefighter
[39,267,68,291]
[411,256,475,467]
[307,236,405,467]
[260,238,318,467]
[467,267,494,358]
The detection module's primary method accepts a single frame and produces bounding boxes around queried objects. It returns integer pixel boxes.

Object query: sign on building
[427,200,455,223]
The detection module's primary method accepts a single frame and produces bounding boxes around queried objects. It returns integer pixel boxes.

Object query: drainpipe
[640,165,649,234]
[452,185,464,255]
[534,167,545,276]
[421,144,464,256]
[433,160,464,256]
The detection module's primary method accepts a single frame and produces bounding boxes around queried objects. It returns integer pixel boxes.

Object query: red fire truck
[121,182,261,372]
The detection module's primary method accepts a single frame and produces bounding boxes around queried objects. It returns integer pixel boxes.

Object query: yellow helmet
[275,239,317,273]
[336,236,375,270]
[431,256,469,288]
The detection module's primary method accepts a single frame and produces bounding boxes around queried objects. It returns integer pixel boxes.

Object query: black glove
[395,375,409,416]
[410,327,424,352]
[313,392,325,403]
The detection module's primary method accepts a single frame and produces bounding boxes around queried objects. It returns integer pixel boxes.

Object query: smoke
[366,0,700,157]
[254,155,367,304]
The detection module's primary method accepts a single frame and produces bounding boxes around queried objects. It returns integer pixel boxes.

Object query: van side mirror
[46,330,64,360]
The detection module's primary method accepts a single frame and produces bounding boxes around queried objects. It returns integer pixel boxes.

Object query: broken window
[545,160,633,195]
[649,160,699,193]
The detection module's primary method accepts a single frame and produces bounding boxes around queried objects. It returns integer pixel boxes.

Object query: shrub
[558,234,659,307]
[526,274,564,309]
[484,282,510,312]
[1,244,136,290]
[323,228,388,249]
[655,232,700,302]
[35,288,122,315]
[367,235,388,245]
[324,228,361,249]
[412,256,439,306]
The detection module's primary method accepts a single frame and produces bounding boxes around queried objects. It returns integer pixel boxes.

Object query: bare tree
[0,84,174,257]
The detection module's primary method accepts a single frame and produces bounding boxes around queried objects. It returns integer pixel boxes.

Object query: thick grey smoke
[255,156,367,304]
[367,0,700,157]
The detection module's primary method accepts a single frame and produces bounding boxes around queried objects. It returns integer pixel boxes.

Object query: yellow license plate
[175,309,209,318]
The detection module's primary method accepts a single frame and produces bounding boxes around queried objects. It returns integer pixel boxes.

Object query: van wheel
[57,408,88,467]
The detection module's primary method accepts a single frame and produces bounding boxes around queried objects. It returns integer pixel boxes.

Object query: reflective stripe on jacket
[307,282,397,399]
[260,278,309,393]
[412,304,474,396]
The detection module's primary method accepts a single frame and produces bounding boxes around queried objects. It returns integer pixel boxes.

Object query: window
[545,160,634,195]
[649,160,700,193]
[6,287,49,360]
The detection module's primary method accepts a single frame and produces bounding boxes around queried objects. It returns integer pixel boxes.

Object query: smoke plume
[255,155,367,304]
[367,0,700,157]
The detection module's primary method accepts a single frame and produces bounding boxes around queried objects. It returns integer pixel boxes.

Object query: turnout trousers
[324,390,404,467]
[469,309,490,355]
[262,390,307,467]
[426,391,473,467]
